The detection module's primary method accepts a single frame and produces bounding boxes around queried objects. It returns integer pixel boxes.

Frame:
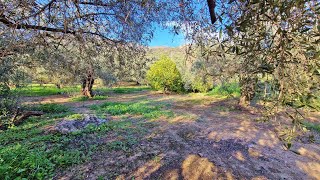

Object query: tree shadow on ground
[51,92,320,179]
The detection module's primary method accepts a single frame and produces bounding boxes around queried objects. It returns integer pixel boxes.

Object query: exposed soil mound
[55,114,107,134]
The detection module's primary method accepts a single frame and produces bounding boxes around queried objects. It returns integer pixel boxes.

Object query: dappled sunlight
[207,119,280,148]
[175,94,224,107]
[296,147,320,160]
[167,114,198,123]
[248,147,262,158]
[219,111,230,116]
[9,87,320,179]
[130,155,163,179]
[256,131,279,147]
[181,154,220,180]
[235,121,279,148]
[251,176,268,180]
[296,161,320,179]
[233,151,245,161]
[22,95,71,105]
[208,131,224,142]
[162,169,180,180]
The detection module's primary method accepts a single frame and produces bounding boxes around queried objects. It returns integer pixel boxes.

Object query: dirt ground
[23,91,320,180]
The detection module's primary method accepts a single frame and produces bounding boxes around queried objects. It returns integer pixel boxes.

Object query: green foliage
[31,103,70,113]
[0,84,19,129]
[191,77,213,93]
[65,113,84,120]
[13,84,79,97]
[91,101,173,119]
[146,56,184,92]
[303,122,320,133]
[0,110,146,179]
[0,116,88,179]
[112,86,151,94]
[207,83,240,97]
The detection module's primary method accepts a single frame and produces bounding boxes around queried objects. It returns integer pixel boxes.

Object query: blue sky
[148,27,185,47]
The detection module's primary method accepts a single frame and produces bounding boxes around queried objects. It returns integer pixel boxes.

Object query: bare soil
[23,91,320,180]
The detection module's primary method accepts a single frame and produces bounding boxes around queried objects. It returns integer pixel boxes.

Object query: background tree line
[1,0,319,127]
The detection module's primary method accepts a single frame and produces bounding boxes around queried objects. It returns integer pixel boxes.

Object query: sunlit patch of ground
[14,88,320,179]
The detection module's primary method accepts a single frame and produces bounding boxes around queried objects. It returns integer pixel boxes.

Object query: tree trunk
[239,75,257,107]
[81,68,94,98]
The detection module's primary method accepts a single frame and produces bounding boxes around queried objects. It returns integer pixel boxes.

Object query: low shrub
[31,103,70,113]
[208,82,240,97]
[91,101,173,119]
[191,77,213,93]
[146,56,184,93]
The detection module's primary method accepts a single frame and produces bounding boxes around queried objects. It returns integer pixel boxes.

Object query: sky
[148,27,186,47]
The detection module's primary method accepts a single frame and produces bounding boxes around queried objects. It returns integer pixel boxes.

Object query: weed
[0,112,146,179]
[13,84,79,97]
[30,103,70,113]
[91,101,173,119]
[207,83,240,97]
[303,122,320,133]
[65,114,84,120]
[112,86,150,94]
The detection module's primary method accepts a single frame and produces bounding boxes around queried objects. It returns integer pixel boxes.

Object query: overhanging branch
[0,14,121,43]
[207,0,217,24]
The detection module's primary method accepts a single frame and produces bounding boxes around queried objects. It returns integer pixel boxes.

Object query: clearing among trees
[0,0,319,179]
[0,85,319,179]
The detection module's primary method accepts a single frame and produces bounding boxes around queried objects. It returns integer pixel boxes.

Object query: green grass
[70,95,108,102]
[0,111,146,179]
[207,82,240,97]
[0,116,88,179]
[94,86,150,94]
[303,122,320,133]
[13,84,150,97]
[65,113,84,120]
[111,86,151,94]
[30,103,70,113]
[91,101,173,119]
[13,84,80,97]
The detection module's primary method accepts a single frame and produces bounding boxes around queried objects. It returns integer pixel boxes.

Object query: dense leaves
[147,56,184,93]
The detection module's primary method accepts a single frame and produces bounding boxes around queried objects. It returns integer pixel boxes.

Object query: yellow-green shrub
[146,56,183,92]
[191,77,213,93]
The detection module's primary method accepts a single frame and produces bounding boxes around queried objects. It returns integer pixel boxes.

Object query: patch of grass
[303,122,320,133]
[92,95,108,100]
[13,84,79,97]
[0,110,147,179]
[91,101,173,119]
[111,86,151,94]
[65,113,84,120]
[0,115,89,179]
[12,84,151,97]
[207,82,240,97]
[30,103,70,113]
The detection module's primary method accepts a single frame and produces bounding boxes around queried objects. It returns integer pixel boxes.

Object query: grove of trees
[1,0,319,126]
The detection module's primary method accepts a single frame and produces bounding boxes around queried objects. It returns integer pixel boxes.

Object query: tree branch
[207,0,217,24]
[0,14,122,43]
[18,0,56,21]
[0,14,75,34]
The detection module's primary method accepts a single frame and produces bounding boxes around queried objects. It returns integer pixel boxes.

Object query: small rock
[55,114,107,134]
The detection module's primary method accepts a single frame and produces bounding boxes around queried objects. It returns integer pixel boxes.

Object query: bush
[32,103,70,113]
[0,84,19,129]
[191,77,213,93]
[146,56,183,92]
[208,82,240,97]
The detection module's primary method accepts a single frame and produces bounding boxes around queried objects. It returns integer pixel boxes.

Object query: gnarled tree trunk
[81,67,94,98]
[239,74,257,107]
